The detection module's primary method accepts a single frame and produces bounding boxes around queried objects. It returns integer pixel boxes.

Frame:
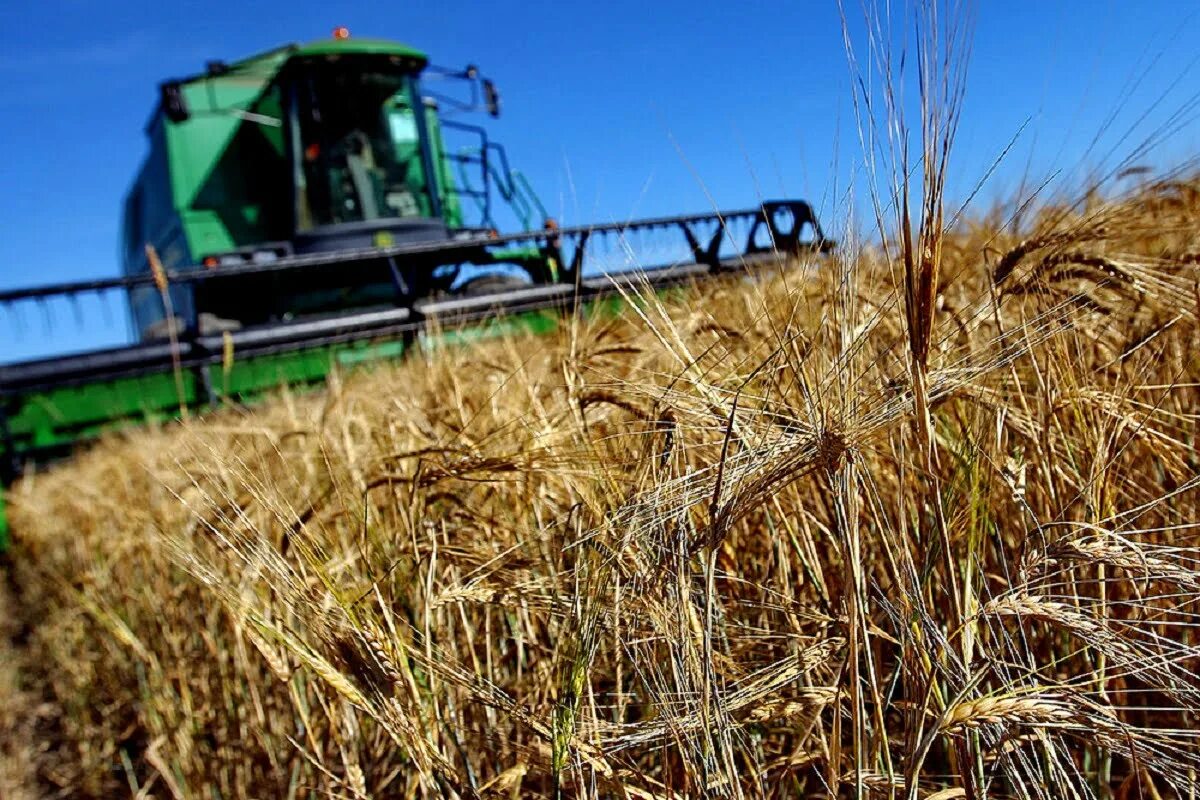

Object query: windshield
[290,61,433,230]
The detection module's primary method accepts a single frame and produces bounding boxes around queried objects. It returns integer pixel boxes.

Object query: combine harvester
[0,30,831,544]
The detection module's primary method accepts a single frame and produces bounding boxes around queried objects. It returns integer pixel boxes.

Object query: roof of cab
[289,37,428,66]
[166,36,429,91]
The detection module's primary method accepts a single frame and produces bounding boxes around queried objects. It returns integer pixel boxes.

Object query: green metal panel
[178,210,239,258]
[175,67,294,257]
[419,310,560,352]
[171,79,277,208]
[214,338,408,400]
[218,349,332,398]
[5,372,199,451]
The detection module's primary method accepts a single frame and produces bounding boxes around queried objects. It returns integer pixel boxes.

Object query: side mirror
[160,81,190,123]
[483,79,501,118]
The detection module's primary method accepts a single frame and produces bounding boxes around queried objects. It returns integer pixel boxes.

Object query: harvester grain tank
[0,30,832,545]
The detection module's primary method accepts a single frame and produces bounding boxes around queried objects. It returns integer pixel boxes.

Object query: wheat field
[2,168,1200,797]
[5,4,1200,794]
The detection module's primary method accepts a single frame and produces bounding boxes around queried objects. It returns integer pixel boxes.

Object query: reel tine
[11,301,25,340]
[100,290,114,327]
[596,229,612,272]
[39,298,54,337]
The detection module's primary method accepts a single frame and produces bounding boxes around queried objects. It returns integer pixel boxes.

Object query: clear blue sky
[1,1,1198,360]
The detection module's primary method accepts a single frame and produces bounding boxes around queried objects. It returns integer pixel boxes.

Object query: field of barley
[3,166,1200,798]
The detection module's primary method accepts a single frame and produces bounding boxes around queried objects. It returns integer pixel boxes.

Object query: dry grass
[2,169,1200,798]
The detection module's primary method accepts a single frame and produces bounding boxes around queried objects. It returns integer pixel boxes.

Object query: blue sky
[1,1,1198,360]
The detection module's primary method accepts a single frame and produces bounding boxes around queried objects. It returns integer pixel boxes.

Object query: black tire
[453,273,533,298]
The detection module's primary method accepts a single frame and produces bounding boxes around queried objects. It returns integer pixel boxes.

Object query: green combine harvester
[0,30,831,545]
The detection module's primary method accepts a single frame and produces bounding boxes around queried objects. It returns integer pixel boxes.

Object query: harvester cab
[129,31,534,340]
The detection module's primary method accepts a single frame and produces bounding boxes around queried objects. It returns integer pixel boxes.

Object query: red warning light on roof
[333,26,350,40]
